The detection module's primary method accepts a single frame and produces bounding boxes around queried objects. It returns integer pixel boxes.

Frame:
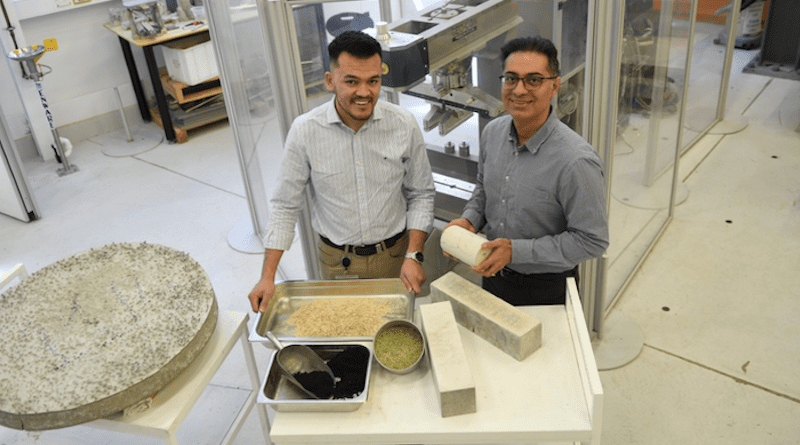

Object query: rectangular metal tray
[257,342,373,412]
[249,278,414,342]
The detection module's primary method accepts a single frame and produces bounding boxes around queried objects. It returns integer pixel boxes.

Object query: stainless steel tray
[257,342,372,412]
[249,278,414,342]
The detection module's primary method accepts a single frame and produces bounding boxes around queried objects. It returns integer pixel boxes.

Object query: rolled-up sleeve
[262,123,310,251]
[402,112,435,235]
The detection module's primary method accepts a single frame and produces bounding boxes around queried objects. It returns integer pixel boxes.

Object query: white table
[265,278,603,444]
[88,310,270,445]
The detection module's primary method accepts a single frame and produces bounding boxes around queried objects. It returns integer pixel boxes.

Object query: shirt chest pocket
[515,182,560,211]
[372,154,405,185]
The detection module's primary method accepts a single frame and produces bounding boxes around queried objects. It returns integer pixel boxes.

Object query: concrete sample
[0,242,217,430]
[419,301,476,418]
[430,272,542,361]
[440,225,491,267]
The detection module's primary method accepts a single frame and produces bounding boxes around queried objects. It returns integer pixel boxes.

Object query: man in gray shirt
[445,36,608,305]
[249,31,435,313]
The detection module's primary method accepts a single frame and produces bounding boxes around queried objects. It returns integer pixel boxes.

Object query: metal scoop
[265,331,336,399]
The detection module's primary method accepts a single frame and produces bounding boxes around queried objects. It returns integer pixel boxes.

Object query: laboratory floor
[2,54,799,444]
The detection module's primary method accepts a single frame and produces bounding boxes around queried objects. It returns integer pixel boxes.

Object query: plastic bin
[162,33,219,86]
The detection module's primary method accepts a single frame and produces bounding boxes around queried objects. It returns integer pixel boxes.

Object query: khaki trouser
[318,232,409,280]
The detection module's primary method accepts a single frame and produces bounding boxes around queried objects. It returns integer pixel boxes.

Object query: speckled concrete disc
[0,242,218,431]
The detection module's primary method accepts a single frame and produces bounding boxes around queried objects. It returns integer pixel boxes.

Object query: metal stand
[227,217,264,254]
[612,171,689,210]
[592,309,644,371]
[707,118,748,135]
[684,107,748,135]
[6,44,78,176]
[35,79,78,176]
[95,87,163,157]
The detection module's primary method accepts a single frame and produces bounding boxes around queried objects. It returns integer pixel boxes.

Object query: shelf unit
[153,68,227,143]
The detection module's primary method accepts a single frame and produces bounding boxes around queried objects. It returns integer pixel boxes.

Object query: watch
[405,251,424,264]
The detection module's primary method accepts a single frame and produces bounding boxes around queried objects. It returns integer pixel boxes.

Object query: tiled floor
[2,50,799,444]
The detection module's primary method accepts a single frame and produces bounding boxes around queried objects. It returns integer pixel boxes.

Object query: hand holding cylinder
[440,225,491,267]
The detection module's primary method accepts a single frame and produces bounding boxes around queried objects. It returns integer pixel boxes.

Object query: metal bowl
[373,320,426,374]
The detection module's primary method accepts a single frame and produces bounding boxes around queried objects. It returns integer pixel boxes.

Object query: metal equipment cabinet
[743,0,800,81]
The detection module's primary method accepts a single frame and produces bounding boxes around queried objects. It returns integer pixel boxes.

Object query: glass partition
[680,2,728,149]
[205,0,284,255]
[603,0,692,310]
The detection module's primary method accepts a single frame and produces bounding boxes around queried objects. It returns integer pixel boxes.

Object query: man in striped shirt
[249,31,435,313]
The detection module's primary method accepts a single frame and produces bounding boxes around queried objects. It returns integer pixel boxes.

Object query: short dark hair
[500,36,560,77]
[328,31,382,67]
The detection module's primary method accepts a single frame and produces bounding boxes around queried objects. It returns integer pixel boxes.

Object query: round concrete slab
[0,242,217,430]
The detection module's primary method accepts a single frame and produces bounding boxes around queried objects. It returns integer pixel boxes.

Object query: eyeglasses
[500,73,558,90]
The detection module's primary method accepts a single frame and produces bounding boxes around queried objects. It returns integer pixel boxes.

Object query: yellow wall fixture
[44,39,58,51]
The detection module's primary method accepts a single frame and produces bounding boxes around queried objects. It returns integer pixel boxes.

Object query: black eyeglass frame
[499,73,559,89]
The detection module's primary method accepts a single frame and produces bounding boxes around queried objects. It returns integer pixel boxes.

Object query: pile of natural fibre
[292,346,370,399]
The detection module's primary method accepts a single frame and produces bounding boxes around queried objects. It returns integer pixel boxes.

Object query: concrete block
[419,301,476,418]
[430,272,542,361]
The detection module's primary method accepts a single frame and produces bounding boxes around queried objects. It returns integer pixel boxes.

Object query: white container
[162,33,218,86]
[737,1,763,37]
[190,5,206,21]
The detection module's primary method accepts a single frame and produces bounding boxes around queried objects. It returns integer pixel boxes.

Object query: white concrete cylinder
[440,225,491,267]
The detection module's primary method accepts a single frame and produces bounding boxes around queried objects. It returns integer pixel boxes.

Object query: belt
[320,230,406,256]
[498,267,523,277]
[498,267,578,278]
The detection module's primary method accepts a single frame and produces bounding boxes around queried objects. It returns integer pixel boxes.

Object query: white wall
[17,1,142,133]
[1,0,146,159]
[1,0,54,159]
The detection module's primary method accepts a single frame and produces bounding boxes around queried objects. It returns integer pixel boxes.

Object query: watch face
[407,252,424,263]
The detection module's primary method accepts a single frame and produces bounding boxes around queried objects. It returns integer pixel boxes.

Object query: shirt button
[505,176,509,181]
